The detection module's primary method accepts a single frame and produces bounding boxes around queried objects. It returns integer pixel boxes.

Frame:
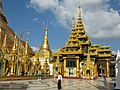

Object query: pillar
[58,65,61,74]
[76,57,79,77]
[95,62,98,77]
[106,59,110,77]
[63,57,66,77]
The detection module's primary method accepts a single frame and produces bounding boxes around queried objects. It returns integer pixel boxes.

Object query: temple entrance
[86,70,90,75]
[66,59,76,77]
[68,68,74,76]
[86,69,90,79]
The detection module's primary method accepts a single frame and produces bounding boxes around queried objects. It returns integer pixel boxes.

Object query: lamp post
[17,31,30,76]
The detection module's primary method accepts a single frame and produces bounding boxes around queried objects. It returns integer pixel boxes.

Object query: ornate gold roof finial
[2,34,8,53]
[24,38,29,55]
[2,34,7,48]
[78,4,81,18]
[56,48,60,63]
[86,47,91,62]
[11,34,18,54]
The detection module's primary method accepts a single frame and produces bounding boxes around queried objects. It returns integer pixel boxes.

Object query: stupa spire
[2,34,8,53]
[86,47,91,62]
[72,15,75,28]
[40,25,50,51]
[78,5,81,18]
[24,38,29,55]
[2,34,7,47]
[11,34,18,54]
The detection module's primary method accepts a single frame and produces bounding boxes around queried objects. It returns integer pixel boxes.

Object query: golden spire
[2,34,8,53]
[24,38,29,55]
[78,5,81,18]
[86,47,91,62]
[56,48,60,63]
[72,15,75,28]
[11,34,18,54]
[2,34,7,47]
[40,25,50,51]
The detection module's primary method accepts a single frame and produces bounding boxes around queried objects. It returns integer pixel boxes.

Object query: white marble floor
[0,77,116,90]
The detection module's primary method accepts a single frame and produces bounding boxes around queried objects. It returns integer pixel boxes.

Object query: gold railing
[98,49,110,52]
[98,53,111,57]
[60,49,83,54]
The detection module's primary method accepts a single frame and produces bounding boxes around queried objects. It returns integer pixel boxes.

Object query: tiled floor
[0,77,115,90]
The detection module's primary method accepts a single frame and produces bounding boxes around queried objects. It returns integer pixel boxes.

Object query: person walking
[57,72,62,90]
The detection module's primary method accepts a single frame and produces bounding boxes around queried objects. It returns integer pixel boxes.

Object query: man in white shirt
[57,72,62,90]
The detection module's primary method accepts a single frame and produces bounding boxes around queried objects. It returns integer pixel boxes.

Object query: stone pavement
[0,77,116,90]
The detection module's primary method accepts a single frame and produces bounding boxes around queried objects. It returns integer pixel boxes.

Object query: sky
[2,0,120,53]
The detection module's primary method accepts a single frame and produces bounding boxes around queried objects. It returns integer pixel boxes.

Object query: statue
[114,50,120,89]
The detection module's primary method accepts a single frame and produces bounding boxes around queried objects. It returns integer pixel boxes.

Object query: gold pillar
[58,65,61,74]
[3,62,6,75]
[11,62,14,75]
[52,67,54,76]
[106,59,110,77]
[14,62,16,75]
[95,63,98,76]
[76,57,79,77]
[63,57,66,77]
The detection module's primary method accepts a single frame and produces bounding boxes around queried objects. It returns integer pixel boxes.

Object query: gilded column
[76,56,79,77]
[95,62,98,76]
[106,59,110,77]
[58,65,61,74]
[63,57,66,77]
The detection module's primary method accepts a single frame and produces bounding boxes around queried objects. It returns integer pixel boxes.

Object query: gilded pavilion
[52,6,112,79]
[0,0,34,76]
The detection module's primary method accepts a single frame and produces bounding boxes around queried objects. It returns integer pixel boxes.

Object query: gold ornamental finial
[24,38,29,55]
[46,20,48,30]
[2,34,7,48]
[78,5,81,18]
[11,34,18,53]
[2,34,8,53]
[86,47,91,62]
[57,48,60,63]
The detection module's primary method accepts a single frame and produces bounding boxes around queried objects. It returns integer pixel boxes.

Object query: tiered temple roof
[59,5,111,58]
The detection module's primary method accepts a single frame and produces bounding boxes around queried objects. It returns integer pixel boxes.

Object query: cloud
[26,4,30,8]
[32,17,40,23]
[29,0,120,40]
[112,50,117,55]
[31,46,39,52]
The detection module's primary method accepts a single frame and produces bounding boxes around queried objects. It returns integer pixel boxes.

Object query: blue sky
[2,0,120,53]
